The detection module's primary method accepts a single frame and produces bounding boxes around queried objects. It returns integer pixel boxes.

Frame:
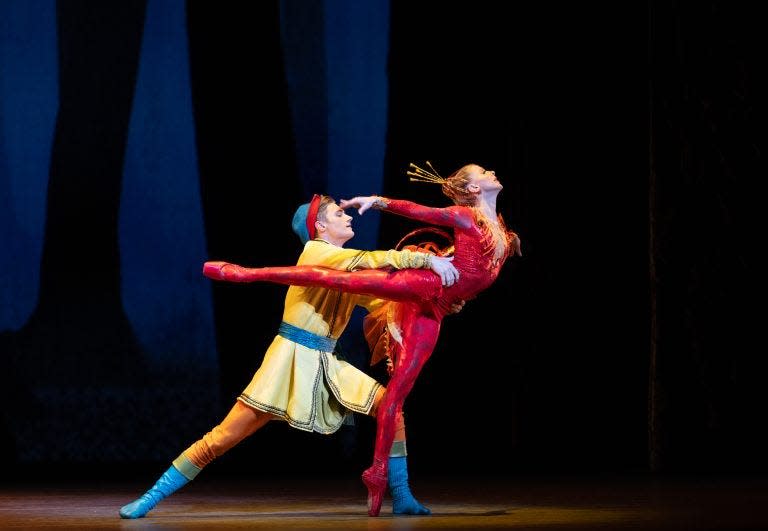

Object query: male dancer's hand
[510,231,523,257]
[429,255,459,287]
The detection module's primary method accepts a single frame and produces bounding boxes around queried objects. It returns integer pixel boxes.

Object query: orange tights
[183,386,404,469]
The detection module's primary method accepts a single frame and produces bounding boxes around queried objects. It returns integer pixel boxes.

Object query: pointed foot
[362,465,387,517]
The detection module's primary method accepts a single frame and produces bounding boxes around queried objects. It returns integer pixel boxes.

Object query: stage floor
[1,475,766,530]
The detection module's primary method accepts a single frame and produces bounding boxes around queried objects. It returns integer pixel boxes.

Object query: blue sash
[278,321,337,352]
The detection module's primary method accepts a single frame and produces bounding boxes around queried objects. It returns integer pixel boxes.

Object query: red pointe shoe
[361,462,387,517]
[202,261,229,280]
[202,261,252,282]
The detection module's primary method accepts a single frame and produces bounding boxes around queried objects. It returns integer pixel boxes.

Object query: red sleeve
[383,199,473,229]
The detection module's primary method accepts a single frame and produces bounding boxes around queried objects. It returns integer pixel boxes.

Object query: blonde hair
[408,161,480,206]
[441,164,480,206]
[316,195,336,223]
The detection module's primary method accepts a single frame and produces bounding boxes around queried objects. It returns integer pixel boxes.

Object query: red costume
[204,198,519,516]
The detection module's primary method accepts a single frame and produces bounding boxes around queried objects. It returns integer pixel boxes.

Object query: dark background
[0,0,763,483]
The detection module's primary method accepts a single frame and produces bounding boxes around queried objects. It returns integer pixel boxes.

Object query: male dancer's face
[316,202,354,246]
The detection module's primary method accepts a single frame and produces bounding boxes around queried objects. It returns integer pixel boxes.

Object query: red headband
[306,194,321,240]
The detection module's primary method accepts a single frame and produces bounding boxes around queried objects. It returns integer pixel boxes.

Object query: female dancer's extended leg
[203,262,443,303]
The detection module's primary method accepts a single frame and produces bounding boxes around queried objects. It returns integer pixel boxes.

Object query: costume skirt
[237,335,381,434]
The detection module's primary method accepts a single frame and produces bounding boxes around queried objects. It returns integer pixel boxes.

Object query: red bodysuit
[203,198,519,516]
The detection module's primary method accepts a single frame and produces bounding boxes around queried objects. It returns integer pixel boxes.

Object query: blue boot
[119,460,194,519]
[388,455,431,515]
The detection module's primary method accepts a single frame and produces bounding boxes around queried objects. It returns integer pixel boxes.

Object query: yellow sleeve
[300,241,431,271]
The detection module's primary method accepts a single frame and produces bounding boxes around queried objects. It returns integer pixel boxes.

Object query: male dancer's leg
[119,402,274,518]
[183,401,274,467]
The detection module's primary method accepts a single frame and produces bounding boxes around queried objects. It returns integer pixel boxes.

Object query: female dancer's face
[468,165,503,192]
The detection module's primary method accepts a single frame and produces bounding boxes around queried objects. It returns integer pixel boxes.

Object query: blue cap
[292,202,311,244]
[291,194,321,244]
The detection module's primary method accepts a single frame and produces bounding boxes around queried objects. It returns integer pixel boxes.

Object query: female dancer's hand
[339,196,380,215]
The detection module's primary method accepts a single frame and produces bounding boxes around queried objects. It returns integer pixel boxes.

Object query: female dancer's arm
[340,196,473,229]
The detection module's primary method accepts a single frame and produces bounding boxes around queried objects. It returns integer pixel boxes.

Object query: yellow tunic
[237,239,431,434]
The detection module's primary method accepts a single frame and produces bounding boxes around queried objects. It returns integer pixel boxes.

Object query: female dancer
[204,162,522,515]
